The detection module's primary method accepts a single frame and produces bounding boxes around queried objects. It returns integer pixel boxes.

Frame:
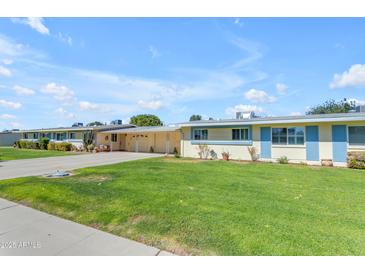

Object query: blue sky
[1,18,365,130]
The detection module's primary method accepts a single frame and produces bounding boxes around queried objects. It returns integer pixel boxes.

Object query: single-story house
[178,112,365,167]
[97,112,365,167]
[19,123,135,149]
[0,130,21,146]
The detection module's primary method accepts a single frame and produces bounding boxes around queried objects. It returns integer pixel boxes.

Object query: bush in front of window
[277,156,289,164]
[347,151,365,169]
[39,137,50,150]
[53,142,72,151]
[15,140,40,149]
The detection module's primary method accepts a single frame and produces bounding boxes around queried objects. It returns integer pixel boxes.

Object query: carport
[98,125,181,154]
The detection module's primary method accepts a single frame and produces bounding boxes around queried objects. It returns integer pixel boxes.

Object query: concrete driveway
[0,198,173,256]
[0,152,160,180]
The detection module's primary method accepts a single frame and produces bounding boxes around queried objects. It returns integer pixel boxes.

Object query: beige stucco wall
[123,131,181,154]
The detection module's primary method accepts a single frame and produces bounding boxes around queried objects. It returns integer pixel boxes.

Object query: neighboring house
[0,130,21,146]
[19,123,135,149]
[97,111,365,167]
[98,125,181,153]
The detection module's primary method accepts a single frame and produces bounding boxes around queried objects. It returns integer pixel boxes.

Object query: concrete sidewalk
[0,198,174,256]
[0,152,160,180]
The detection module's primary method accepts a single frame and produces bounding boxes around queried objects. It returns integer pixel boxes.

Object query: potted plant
[222,151,230,161]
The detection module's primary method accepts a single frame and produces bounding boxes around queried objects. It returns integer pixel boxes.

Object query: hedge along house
[178,112,365,167]
[19,123,135,149]
[97,125,182,153]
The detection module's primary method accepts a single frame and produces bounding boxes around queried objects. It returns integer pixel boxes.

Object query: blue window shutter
[306,126,319,161]
[332,125,347,162]
[260,127,271,158]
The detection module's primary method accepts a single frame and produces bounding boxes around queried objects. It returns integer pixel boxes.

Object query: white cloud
[244,88,276,103]
[276,83,288,94]
[348,98,365,105]
[13,85,35,96]
[148,46,160,59]
[0,99,22,109]
[2,59,13,65]
[0,65,11,77]
[0,114,16,119]
[41,83,75,103]
[330,64,365,89]
[290,112,302,116]
[56,32,73,46]
[11,17,49,35]
[79,101,104,111]
[230,38,263,69]
[234,18,244,27]
[9,122,22,129]
[225,104,263,117]
[55,107,75,119]
[137,99,163,110]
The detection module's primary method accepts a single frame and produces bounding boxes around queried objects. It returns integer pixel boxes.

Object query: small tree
[83,130,95,151]
[130,114,163,126]
[87,121,104,126]
[189,114,202,121]
[306,99,355,115]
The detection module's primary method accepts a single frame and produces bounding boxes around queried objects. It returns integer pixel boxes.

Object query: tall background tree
[86,121,104,126]
[130,114,163,126]
[189,114,202,121]
[306,99,355,115]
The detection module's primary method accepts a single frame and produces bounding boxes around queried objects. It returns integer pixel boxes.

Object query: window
[193,129,208,140]
[32,133,38,139]
[69,132,76,139]
[272,128,287,145]
[111,133,118,142]
[232,128,249,140]
[24,133,28,139]
[272,127,304,145]
[349,126,365,146]
[288,127,304,145]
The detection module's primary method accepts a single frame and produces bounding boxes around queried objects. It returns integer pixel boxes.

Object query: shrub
[348,151,365,169]
[47,142,56,150]
[15,140,40,149]
[197,144,210,159]
[39,138,50,150]
[247,146,258,161]
[277,156,289,164]
[55,142,72,151]
[222,151,230,161]
[173,147,180,158]
[87,144,95,152]
[149,146,154,153]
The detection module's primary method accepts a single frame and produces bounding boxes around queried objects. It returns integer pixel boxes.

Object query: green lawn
[0,157,364,255]
[0,146,76,161]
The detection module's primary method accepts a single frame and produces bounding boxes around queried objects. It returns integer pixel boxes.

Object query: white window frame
[193,129,208,140]
[232,128,249,141]
[271,126,306,147]
[348,125,365,149]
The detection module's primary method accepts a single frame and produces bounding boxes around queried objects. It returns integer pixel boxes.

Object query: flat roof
[101,125,181,134]
[19,124,135,133]
[178,112,365,127]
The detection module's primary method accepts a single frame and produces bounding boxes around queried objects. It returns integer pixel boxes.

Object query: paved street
[0,198,174,256]
[0,152,160,180]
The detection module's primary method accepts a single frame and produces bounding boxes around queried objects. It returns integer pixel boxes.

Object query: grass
[0,157,364,255]
[0,146,76,161]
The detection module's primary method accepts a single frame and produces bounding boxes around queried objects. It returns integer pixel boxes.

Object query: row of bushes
[15,139,73,151]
